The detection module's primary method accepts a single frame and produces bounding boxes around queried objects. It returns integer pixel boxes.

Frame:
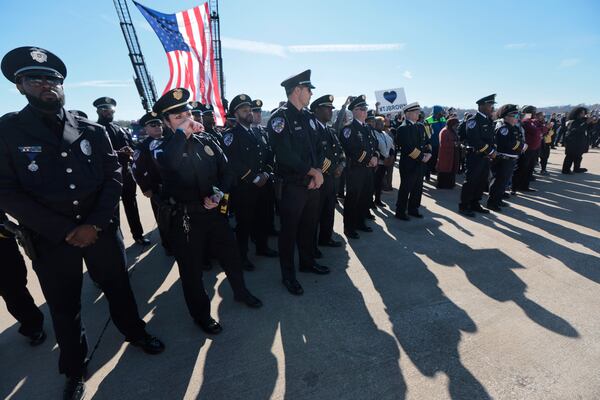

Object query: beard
[26,92,65,113]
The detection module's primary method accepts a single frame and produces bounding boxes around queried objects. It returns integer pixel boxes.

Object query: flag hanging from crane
[134,1,226,125]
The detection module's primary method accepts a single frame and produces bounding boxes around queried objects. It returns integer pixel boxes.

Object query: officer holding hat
[488,104,526,211]
[394,102,431,220]
[267,69,330,296]
[310,94,345,250]
[459,94,497,217]
[340,95,379,238]
[93,96,150,245]
[0,46,165,400]
[150,88,263,334]
[222,94,278,271]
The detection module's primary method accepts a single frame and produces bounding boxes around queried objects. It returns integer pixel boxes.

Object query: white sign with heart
[374,88,407,115]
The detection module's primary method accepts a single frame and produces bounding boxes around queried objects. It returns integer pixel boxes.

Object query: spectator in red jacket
[436,118,460,189]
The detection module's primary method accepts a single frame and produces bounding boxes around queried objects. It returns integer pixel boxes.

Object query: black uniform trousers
[540,143,551,171]
[150,195,170,251]
[168,210,247,323]
[374,165,388,203]
[0,237,44,336]
[396,158,424,214]
[259,180,277,234]
[32,225,146,377]
[121,168,144,239]
[488,158,513,206]
[278,183,320,280]
[460,153,490,208]
[317,173,336,244]
[343,166,371,231]
[232,182,269,260]
[512,148,538,190]
[562,147,584,172]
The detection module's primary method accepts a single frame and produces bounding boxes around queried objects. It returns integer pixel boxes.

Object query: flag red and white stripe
[166,3,225,125]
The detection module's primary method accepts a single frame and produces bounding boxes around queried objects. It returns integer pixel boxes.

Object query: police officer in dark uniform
[201,103,224,145]
[394,102,431,220]
[151,88,262,334]
[339,95,378,239]
[487,104,525,211]
[0,46,164,400]
[251,99,278,237]
[310,94,345,250]
[459,94,497,217]
[221,94,277,271]
[0,210,46,346]
[267,70,329,296]
[562,106,590,174]
[131,111,171,252]
[93,96,150,245]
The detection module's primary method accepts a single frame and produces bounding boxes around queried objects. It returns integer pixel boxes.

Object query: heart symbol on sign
[383,91,397,104]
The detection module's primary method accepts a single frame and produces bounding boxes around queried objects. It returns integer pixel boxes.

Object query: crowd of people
[0,46,598,400]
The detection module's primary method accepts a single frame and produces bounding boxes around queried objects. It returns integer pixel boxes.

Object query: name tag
[18,146,42,153]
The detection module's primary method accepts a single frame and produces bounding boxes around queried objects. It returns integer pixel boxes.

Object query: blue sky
[1,0,599,120]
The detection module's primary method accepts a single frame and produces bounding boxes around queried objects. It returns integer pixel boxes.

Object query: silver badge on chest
[80,139,92,156]
[28,161,39,172]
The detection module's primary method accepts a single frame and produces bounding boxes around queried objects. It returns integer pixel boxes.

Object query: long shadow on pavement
[349,207,490,400]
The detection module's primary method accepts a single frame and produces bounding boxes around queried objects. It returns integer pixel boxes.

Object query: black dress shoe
[366,213,375,220]
[521,187,537,192]
[130,333,165,354]
[242,260,256,271]
[394,213,409,221]
[344,230,360,239]
[282,279,304,295]
[256,248,278,257]
[318,239,342,248]
[561,170,572,174]
[300,264,330,274]
[499,201,509,207]
[408,211,423,218]
[486,203,502,212]
[314,248,323,259]
[458,208,476,217]
[510,190,517,195]
[471,204,490,214]
[64,376,85,400]
[28,330,47,346]
[574,168,588,173]
[134,237,151,246]
[195,318,223,334]
[502,192,511,199]
[357,225,373,232]
[234,291,263,308]
[374,200,386,207]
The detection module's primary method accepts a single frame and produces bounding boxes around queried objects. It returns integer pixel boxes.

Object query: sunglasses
[147,122,163,127]
[22,76,63,87]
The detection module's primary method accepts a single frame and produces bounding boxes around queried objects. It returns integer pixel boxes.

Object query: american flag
[134,1,226,125]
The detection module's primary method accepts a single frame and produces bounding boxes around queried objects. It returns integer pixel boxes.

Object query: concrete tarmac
[1,148,599,400]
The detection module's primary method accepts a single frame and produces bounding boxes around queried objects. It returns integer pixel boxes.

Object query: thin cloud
[221,37,287,57]
[403,70,413,79]
[222,37,404,58]
[288,43,404,53]
[558,58,581,68]
[66,80,134,88]
[504,43,535,50]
